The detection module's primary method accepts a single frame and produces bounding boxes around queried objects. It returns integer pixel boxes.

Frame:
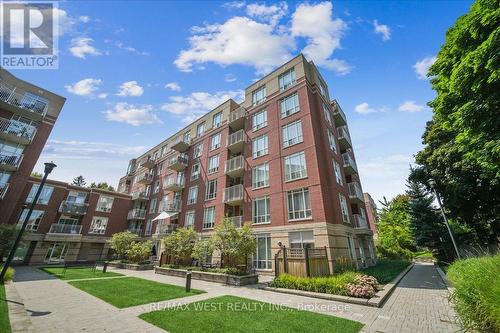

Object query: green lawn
[140,295,363,333]
[69,277,204,308]
[0,284,11,333]
[361,259,411,284]
[41,267,123,280]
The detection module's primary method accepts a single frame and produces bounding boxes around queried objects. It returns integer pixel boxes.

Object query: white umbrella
[152,211,178,221]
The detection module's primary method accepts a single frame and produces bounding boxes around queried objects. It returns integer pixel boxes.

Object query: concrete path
[7,263,460,333]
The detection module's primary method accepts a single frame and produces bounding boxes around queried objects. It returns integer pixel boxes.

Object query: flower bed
[108,261,153,271]
[155,266,258,286]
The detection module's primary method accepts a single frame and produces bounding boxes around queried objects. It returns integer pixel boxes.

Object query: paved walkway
[7,263,460,333]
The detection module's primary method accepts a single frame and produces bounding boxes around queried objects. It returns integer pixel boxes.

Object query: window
[187,186,198,204]
[66,191,87,204]
[252,197,270,224]
[145,219,153,235]
[191,163,200,180]
[280,93,300,118]
[26,184,54,205]
[57,215,79,225]
[282,120,303,148]
[18,209,43,231]
[279,68,296,90]
[196,122,205,137]
[154,180,160,193]
[287,188,312,220]
[289,230,314,249]
[346,234,357,261]
[320,83,327,99]
[252,86,266,106]
[208,155,219,174]
[193,143,203,158]
[96,196,114,212]
[210,132,221,150]
[203,206,215,229]
[252,163,269,189]
[323,103,332,125]
[149,198,157,213]
[185,211,195,228]
[327,129,337,153]
[89,217,108,234]
[284,151,307,181]
[339,194,350,224]
[252,134,268,158]
[333,159,343,185]
[212,111,222,128]
[206,179,217,200]
[253,234,272,269]
[252,109,267,131]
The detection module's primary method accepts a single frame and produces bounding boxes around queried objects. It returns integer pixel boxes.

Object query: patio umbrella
[152,211,178,221]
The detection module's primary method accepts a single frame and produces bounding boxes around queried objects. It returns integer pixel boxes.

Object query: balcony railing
[352,214,369,229]
[225,216,243,228]
[337,125,352,149]
[226,129,245,153]
[163,175,185,192]
[223,184,244,205]
[342,150,358,175]
[154,223,178,235]
[0,117,37,143]
[170,135,191,152]
[348,182,364,203]
[128,227,143,235]
[48,224,82,235]
[167,153,188,171]
[59,201,89,215]
[0,151,23,170]
[136,172,153,184]
[127,208,147,220]
[0,81,48,118]
[131,191,149,201]
[140,156,155,169]
[332,100,347,126]
[225,155,244,177]
[159,199,181,212]
[228,106,246,130]
[0,182,9,200]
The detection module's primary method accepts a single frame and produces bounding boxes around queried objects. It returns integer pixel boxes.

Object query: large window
[282,120,303,148]
[187,185,198,205]
[252,86,266,106]
[18,209,43,231]
[287,188,312,220]
[279,68,296,90]
[327,129,337,153]
[145,219,153,235]
[191,163,200,180]
[252,109,267,131]
[193,143,203,158]
[206,179,217,200]
[208,155,219,174]
[149,198,157,213]
[252,163,269,189]
[253,234,272,269]
[252,196,270,224]
[196,122,205,137]
[339,194,350,224]
[210,132,221,150]
[89,216,108,234]
[346,234,357,261]
[280,93,300,118]
[203,206,215,229]
[212,111,222,128]
[333,159,343,185]
[66,191,87,203]
[96,196,114,212]
[284,151,307,181]
[185,210,195,228]
[26,184,54,205]
[154,180,160,193]
[289,230,314,249]
[323,103,332,125]
[252,134,268,158]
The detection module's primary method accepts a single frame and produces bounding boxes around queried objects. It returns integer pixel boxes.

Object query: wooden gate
[274,246,330,277]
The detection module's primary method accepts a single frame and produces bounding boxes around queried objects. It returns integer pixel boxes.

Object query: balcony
[154,223,178,236]
[0,182,8,200]
[160,199,181,212]
[170,135,191,152]
[128,227,143,235]
[342,150,358,175]
[337,125,352,150]
[228,106,246,130]
[136,172,153,185]
[225,155,244,178]
[167,153,188,171]
[59,201,89,215]
[0,117,37,144]
[223,184,244,206]
[331,100,347,127]
[163,175,185,192]
[0,151,23,171]
[225,216,243,228]
[352,214,369,229]
[48,224,82,235]
[348,182,364,204]
[131,191,149,201]
[127,208,147,220]
[0,80,48,120]
[226,129,245,153]
[140,156,155,169]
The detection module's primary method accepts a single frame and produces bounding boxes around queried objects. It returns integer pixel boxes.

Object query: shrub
[270,272,360,296]
[0,224,16,262]
[0,266,14,282]
[109,231,137,259]
[361,259,411,284]
[192,239,214,264]
[447,254,500,333]
[163,227,197,265]
[210,219,256,269]
[126,241,152,264]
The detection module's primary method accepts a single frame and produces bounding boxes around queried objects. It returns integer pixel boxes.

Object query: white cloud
[222,1,246,9]
[65,78,102,96]
[225,73,237,82]
[165,82,181,92]
[69,37,102,59]
[291,2,351,75]
[398,100,425,113]
[116,81,144,97]
[115,41,150,55]
[104,103,162,126]
[97,93,108,99]
[354,102,376,114]
[373,20,391,41]
[79,16,90,23]
[413,56,437,80]
[161,90,243,123]
[246,2,288,26]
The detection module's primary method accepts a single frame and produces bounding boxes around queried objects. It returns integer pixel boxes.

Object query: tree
[31,172,42,179]
[163,227,197,265]
[72,175,87,187]
[109,232,137,260]
[90,182,115,192]
[0,225,16,263]
[412,0,499,248]
[192,238,214,265]
[126,241,152,263]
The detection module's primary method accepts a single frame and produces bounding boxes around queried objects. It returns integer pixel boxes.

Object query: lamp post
[0,162,57,282]
[429,179,461,259]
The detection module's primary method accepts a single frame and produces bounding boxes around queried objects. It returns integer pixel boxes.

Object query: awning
[152,211,178,221]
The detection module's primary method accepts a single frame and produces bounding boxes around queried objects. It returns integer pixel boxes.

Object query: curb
[367,263,414,307]
[4,282,36,333]
[435,265,453,292]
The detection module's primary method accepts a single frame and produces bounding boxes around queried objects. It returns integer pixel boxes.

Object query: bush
[126,241,152,264]
[0,266,14,282]
[447,254,500,333]
[270,272,360,296]
[361,259,411,284]
[163,227,197,265]
[109,232,138,259]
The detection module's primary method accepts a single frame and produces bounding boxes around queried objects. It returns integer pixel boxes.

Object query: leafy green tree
[192,239,214,264]
[31,172,43,179]
[109,231,137,260]
[126,241,152,263]
[90,182,116,192]
[0,224,17,262]
[163,227,197,265]
[412,0,499,247]
[72,175,87,187]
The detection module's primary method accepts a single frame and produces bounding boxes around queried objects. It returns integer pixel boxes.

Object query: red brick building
[363,192,379,238]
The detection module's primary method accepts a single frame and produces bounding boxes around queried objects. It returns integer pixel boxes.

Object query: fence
[274,246,330,277]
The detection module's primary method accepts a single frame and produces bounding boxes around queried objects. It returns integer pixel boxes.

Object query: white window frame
[196,122,205,137]
[289,230,314,249]
[323,103,332,125]
[252,196,270,224]
[205,179,217,200]
[19,209,43,231]
[149,198,157,213]
[191,163,200,180]
[185,210,195,228]
[203,206,215,229]
[145,219,153,235]
[252,109,267,131]
[252,163,269,189]
[89,216,108,235]
[252,86,266,106]
[253,233,272,270]
[252,134,268,159]
[26,184,54,205]
[96,195,114,212]
[280,93,300,118]
[212,111,222,128]
[327,129,337,153]
[333,159,343,185]
[210,132,221,151]
[279,68,296,91]
[284,151,307,182]
[187,185,198,205]
[282,120,303,148]
[287,188,312,221]
[208,154,219,174]
[339,194,350,224]
[193,143,203,158]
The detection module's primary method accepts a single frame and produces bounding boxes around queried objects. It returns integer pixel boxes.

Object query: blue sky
[14,0,473,203]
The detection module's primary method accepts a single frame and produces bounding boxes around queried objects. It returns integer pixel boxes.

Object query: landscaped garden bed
[41,267,123,280]
[107,261,154,270]
[139,295,363,333]
[155,265,258,286]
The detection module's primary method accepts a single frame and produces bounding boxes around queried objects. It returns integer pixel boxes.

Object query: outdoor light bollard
[186,269,192,292]
[103,262,108,273]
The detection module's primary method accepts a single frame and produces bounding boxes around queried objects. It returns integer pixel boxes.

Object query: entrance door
[45,243,68,263]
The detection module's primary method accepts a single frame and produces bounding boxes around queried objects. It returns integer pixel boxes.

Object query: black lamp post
[429,179,461,259]
[0,162,57,282]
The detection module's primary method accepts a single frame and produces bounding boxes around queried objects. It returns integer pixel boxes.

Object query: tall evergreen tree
[72,175,87,187]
